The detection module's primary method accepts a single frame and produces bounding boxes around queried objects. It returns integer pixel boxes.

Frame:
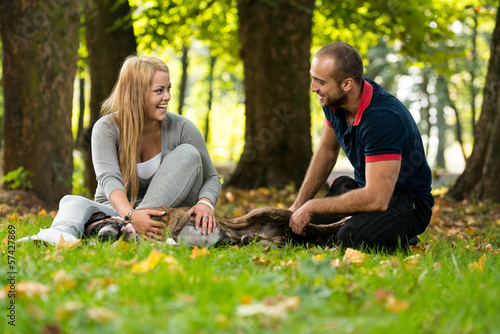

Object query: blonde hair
[101,55,169,205]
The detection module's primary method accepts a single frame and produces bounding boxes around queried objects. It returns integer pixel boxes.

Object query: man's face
[310,56,347,108]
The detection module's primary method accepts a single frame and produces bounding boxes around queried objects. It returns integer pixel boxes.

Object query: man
[289,42,434,251]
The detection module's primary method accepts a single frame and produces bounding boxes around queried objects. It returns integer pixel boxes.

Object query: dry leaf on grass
[237,296,301,319]
[468,254,487,273]
[374,288,410,313]
[87,306,118,323]
[343,248,370,265]
[131,249,166,273]
[189,246,211,259]
[53,270,76,292]
[56,234,81,250]
[16,281,50,299]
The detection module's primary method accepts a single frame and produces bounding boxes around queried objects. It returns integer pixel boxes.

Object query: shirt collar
[330,78,373,126]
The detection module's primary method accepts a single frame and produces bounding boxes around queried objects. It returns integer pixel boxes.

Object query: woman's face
[146,70,171,122]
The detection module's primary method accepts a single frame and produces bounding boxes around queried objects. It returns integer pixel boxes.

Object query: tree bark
[81,0,137,196]
[204,55,216,143]
[228,0,314,189]
[0,0,80,205]
[177,45,189,116]
[449,6,500,202]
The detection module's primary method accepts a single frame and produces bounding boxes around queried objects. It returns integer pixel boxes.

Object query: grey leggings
[50,144,203,238]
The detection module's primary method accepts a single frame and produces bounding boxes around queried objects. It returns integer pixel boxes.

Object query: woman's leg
[50,195,118,236]
[138,144,203,208]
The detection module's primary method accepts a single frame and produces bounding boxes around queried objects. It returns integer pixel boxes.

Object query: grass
[0,190,499,334]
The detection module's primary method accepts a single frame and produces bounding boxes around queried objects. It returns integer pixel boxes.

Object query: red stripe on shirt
[366,154,402,163]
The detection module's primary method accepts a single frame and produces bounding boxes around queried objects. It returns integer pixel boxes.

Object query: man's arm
[290,121,341,212]
[290,159,401,235]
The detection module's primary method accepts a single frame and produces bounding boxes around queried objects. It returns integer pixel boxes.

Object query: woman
[25,55,221,244]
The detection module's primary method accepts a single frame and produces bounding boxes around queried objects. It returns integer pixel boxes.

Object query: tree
[81,0,137,196]
[449,5,500,202]
[224,0,314,189]
[0,0,80,205]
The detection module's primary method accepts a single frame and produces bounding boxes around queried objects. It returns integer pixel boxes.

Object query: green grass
[1,212,499,334]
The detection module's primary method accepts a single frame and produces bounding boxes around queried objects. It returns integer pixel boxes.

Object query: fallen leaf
[8,213,17,220]
[342,248,370,265]
[403,254,420,265]
[374,289,410,313]
[16,281,50,299]
[131,249,166,273]
[26,303,45,320]
[385,295,410,313]
[87,307,118,323]
[312,254,326,261]
[55,301,84,321]
[468,253,487,273]
[237,296,300,319]
[53,270,76,292]
[330,258,342,268]
[38,209,47,215]
[114,256,138,269]
[56,234,81,250]
[189,246,211,259]
[252,255,271,267]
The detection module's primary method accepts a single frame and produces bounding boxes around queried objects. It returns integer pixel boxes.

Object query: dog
[85,206,348,246]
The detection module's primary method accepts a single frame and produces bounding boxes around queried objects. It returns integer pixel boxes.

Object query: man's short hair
[316,42,364,85]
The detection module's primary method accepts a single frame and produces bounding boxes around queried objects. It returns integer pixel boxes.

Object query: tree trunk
[204,55,216,143]
[435,76,447,169]
[81,0,137,196]
[0,0,80,206]
[445,83,468,162]
[178,45,189,116]
[449,6,500,202]
[228,0,314,189]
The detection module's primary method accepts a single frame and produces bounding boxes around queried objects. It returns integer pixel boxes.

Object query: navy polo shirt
[323,77,434,209]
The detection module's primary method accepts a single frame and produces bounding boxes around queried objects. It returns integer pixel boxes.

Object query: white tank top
[137,152,161,179]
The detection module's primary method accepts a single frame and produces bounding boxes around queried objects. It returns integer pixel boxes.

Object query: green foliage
[1,167,33,190]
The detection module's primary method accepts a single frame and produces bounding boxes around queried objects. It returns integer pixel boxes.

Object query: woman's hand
[129,209,166,241]
[187,201,216,235]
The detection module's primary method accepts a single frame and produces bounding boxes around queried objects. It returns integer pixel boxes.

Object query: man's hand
[129,209,166,241]
[289,202,314,236]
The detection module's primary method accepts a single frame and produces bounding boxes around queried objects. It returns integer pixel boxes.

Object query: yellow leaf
[87,307,118,323]
[385,295,410,313]
[342,248,370,264]
[252,255,271,266]
[38,209,47,215]
[469,254,487,273]
[240,295,253,304]
[55,301,83,321]
[312,254,326,261]
[189,246,211,259]
[56,234,81,250]
[16,281,50,299]
[8,213,17,220]
[237,296,300,319]
[26,303,45,320]
[114,256,138,269]
[53,270,76,292]
[131,249,166,273]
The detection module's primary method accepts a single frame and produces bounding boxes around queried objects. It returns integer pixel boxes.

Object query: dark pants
[292,176,432,252]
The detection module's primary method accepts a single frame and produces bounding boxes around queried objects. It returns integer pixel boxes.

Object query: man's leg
[335,190,431,251]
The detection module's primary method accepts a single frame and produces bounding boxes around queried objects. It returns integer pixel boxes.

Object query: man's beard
[321,91,347,108]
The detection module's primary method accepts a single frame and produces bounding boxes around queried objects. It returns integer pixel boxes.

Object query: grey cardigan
[91,112,221,206]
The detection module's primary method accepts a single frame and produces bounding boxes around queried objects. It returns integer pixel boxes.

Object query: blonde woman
[26,56,221,244]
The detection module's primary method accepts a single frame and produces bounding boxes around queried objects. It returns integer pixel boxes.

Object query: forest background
[0,0,499,206]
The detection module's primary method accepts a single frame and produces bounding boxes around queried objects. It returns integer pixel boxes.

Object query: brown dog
[86,206,348,246]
